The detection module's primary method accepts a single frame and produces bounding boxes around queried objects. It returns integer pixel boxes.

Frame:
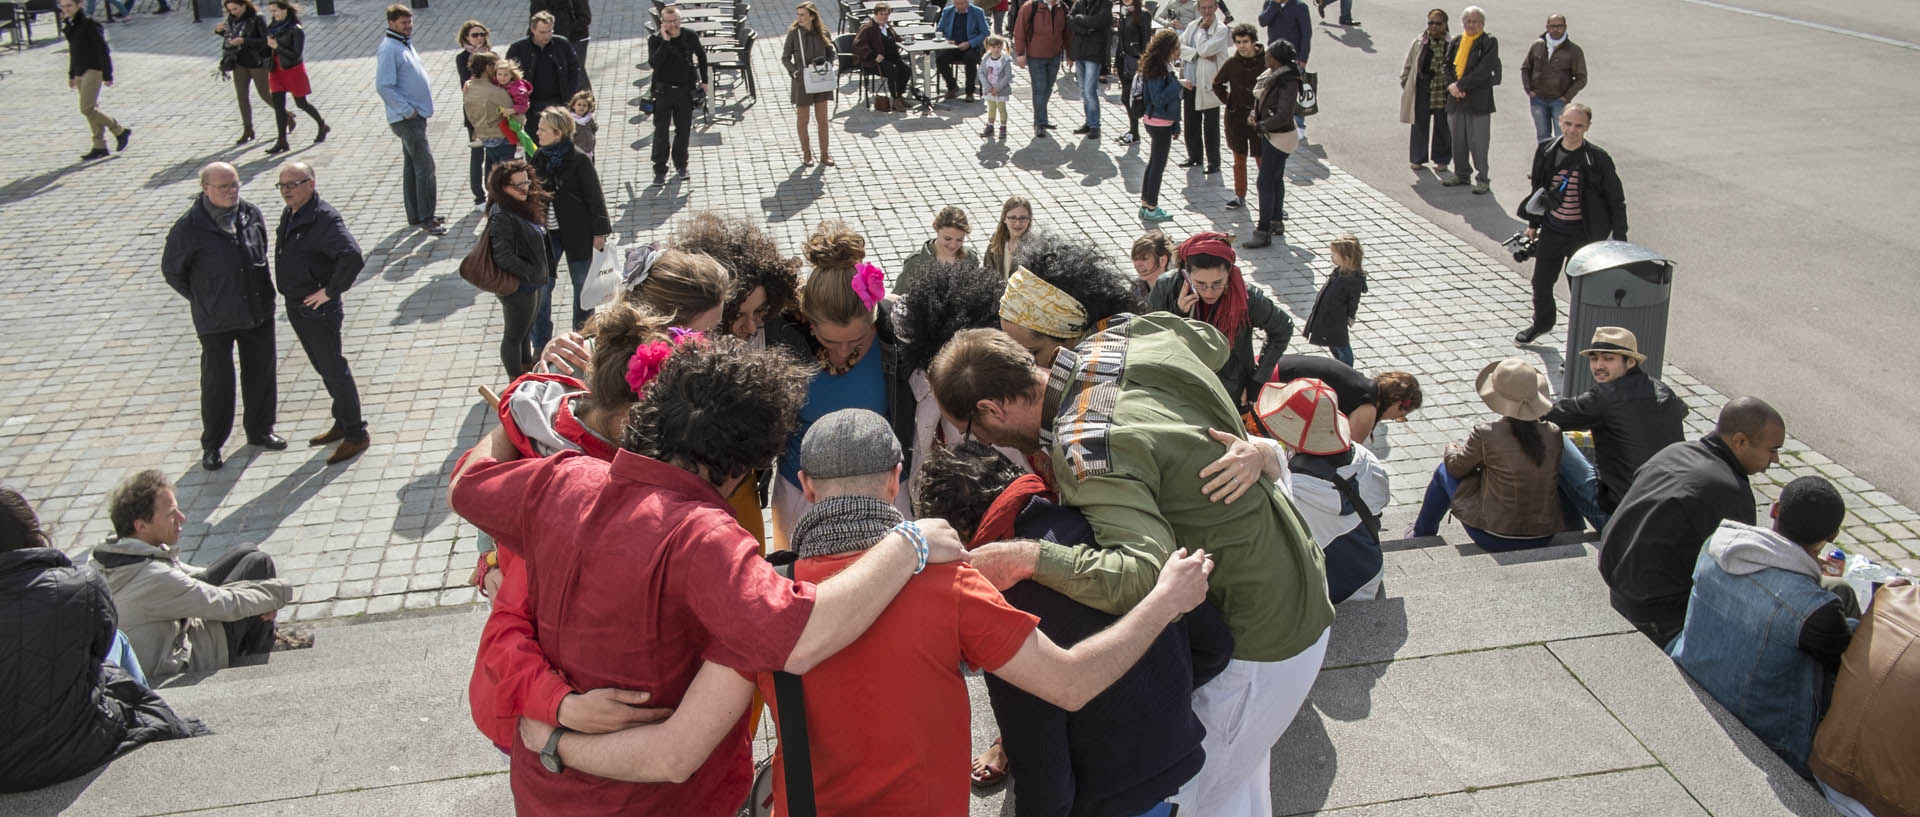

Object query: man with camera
[1513,102,1626,346]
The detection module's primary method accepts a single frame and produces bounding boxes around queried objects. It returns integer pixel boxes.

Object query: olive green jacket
[1035,312,1333,662]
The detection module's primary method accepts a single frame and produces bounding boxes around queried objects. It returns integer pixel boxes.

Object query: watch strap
[541,725,572,773]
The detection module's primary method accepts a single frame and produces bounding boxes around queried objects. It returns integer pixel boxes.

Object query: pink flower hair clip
[852,263,887,310]
[624,329,706,395]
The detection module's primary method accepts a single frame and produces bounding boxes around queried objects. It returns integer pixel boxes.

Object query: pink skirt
[268,63,311,97]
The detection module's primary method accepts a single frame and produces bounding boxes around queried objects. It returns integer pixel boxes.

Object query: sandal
[970,738,1009,789]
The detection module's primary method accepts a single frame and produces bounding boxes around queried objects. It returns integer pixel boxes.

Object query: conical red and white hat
[1255,378,1353,455]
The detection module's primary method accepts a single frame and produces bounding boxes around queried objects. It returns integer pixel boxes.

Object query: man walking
[274,162,370,465]
[646,6,707,186]
[1513,103,1626,344]
[1543,327,1685,529]
[507,12,584,122]
[1067,0,1110,138]
[60,0,131,162]
[162,162,283,472]
[1520,14,1586,143]
[375,5,442,235]
[1013,0,1067,134]
[1177,0,1231,173]
[1440,5,1498,194]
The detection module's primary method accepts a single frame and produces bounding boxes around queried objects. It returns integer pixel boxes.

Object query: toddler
[1303,234,1368,366]
[569,90,599,158]
[979,35,1014,140]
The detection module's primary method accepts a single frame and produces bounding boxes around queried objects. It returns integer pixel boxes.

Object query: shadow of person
[1411,173,1527,244]
[760,168,828,223]
[390,273,480,326]
[977,138,1013,169]
[371,224,436,283]
[1269,596,1410,813]
[1064,140,1118,185]
[189,450,347,564]
[1322,23,1376,54]
[393,402,491,541]
[0,164,91,203]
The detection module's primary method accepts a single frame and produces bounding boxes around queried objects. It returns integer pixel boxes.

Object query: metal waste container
[1561,241,1674,397]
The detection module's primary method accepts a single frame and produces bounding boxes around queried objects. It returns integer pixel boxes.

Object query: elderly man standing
[375,4,443,235]
[1440,5,1499,194]
[274,162,370,465]
[162,163,282,472]
[507,12,585,123]
[938,0,991,101]
[931,320,1334,817]
[1520,14,1586,143]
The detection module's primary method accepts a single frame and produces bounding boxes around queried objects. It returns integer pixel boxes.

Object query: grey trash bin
[1561,241,1674,397]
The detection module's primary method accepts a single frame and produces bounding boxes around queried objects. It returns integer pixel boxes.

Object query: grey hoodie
[1705,520,1820,578]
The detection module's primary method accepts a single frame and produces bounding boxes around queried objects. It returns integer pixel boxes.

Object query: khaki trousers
[77,69,125,149]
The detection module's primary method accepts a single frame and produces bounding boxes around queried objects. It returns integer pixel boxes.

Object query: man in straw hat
[929,312,1332,817]
[1254,378,1390,602]
[1543,326,1686,528]
[1600,396,1784,647]
[1412,358,1570,550]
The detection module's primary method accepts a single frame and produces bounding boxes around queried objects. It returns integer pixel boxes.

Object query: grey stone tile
[1469,767,1708,817]
[1273,665,1464,814]
[183,773,511,817]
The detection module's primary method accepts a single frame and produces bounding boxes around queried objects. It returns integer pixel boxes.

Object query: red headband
[1178,232,1236,266]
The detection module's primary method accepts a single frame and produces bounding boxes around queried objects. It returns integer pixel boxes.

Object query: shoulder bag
[460,213,521,296]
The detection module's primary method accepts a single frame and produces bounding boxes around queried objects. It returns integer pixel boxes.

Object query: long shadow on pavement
[1411,171,1526,245]
[190,449,345,563]
[392,402,489,542]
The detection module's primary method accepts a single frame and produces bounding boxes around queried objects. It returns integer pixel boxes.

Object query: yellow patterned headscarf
[1000,266,1089,340]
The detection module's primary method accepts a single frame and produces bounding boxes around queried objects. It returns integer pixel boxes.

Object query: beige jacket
[1179,16,1232,112]
[463,79,516,146]
[89,537,292,678]
[1812,583,1920,817]
[1444,419,1564,538]
[1397,34,1424,124]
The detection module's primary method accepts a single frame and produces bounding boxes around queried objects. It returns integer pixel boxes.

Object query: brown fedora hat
[1475,358,1554,421]
[1580,326,1647,363]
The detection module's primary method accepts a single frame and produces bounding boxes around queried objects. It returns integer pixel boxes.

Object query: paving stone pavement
[0,0,1911,624]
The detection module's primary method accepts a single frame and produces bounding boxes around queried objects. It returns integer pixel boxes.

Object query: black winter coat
[0,549,198,793]
[1442,33,1500,115]
[530,0,592,42]
[65,13,113,82]
[275,197,365,301]
[486,206,552,287]
[1303,269,1365,349]
[1526,138,1629,242]
[1066,0,1111,63]
[533,145,611,263]
[162,197,275,336]
[1598,436,1757,627]
[221,10,272,69]
[266,21,305,70]
[1117,9,1150,61]
[506,34,583,106]
[1543,366,1685,511]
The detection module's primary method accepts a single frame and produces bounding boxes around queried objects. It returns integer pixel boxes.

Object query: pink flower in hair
[624,342,675,396]
[852,263,887,310]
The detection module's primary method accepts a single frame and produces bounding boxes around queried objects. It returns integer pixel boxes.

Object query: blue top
[375,29,434,123]
[937,3,990,48]
[780,343,888,485]
[1257,0,1311,64]
[1143,72,1183,121]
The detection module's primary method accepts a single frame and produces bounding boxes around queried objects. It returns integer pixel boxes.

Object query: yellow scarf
[1453,32,1479,79]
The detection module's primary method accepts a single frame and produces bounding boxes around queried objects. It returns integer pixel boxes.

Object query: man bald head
[278,161,316,211]
[199,162,241,208]
[1715,397,1785,475]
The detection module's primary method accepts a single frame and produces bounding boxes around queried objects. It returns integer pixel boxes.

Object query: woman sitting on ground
[1411,358,1568,551]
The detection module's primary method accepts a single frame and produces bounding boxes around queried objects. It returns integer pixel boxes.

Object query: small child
[569,90,599,158]
[494,58,532,118]
[979,35,1014,140]
[1303,234,1368,366]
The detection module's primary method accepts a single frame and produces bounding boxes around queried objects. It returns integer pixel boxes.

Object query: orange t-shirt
[757,552,1040,816]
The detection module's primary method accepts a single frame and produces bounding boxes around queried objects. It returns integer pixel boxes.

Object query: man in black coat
[1598,397,1784,647]
[647,6,708,186]
[1513,102,1628,344]
[1066,0,1111,137]
[1440,6,1498,192]
[0,489,200,793]
[274,162,369,465]
[162,162,284,472]
[530,0,593,86]
[1545,327,1685,528]
[505,12,584,122]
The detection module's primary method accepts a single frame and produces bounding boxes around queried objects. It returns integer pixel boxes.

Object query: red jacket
[1014,0,1069,59]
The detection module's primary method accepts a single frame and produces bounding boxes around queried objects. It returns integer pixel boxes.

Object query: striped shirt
[1548,167,1584,229]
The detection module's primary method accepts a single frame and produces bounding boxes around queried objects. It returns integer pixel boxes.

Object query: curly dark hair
[895,259,1007,374]
[912,441,1026,542]
[486,160,549,226]
[622,338,815,487]
[669,212,802,337]
[1014,230,1144,337]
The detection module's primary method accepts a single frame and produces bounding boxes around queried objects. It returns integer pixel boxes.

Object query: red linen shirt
[452,449,819,817]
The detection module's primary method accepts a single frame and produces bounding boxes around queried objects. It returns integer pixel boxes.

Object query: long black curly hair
[1014,230,1145,338]
[668,212,802,337]
[912,441,1027,542]
[622,338,815,487]
[894,258,1007,374]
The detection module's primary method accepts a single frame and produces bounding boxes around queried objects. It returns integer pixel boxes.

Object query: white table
[902,39,959,111]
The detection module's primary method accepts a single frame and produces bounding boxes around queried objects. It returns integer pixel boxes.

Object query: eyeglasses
[1545,23,1565,29]
[1188,277,1229,293]
[273,179,311,191]
[1005,215,1032,223]
[469,31,489,38]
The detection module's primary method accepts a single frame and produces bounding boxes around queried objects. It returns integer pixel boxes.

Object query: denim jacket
[1667,522,1847,778]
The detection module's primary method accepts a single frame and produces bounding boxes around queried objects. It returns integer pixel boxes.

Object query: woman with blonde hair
[781,2,838,167]
[528,107,612,355]
[982,196,1034,278]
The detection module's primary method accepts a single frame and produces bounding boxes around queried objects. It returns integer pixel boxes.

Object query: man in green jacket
[930,315,1333,817]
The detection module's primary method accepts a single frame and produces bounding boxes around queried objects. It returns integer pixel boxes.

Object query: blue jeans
[107,630,148,688]
[1530,96,1566,143]
[1556,436,1610,532]
[389,115,437,225]
[1330,345,1354,366]
[1411,464,1556,551]
[1028,56,1060,128]
[531,232,595,355]
[1256,139,1289,233]
[86,0,131,16]
[1075,60,1101,131]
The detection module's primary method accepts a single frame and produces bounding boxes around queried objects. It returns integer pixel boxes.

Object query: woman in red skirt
[263,0,328,155]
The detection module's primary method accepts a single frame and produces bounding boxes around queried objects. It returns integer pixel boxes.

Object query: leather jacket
[1542,367,1685,511]
[1445,419,1564,538]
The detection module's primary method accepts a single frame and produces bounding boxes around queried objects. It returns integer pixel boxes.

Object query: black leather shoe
[1072,125,1091,135]
[115,128,132,152]
[202,450,224,471]
[79,148,110,161]
[1514,329,1544,346]
[248,433,289,450]
[1178,158,1203,168]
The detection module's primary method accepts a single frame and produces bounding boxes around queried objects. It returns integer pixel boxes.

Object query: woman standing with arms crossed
[484,160,551,379]
[263,0,329,155]
[982,196,1034,278]
[1135,29,1184,223]
[59,0,130,162]
[782,2,838,167]
[528,108,612,354]
[215,0,273,145]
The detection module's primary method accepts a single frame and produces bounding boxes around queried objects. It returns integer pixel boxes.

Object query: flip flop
[970,738,1008,789]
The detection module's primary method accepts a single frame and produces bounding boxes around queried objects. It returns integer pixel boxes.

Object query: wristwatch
[540,726,573,774]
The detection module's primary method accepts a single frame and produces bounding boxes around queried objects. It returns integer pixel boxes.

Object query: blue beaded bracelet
[894,520,928,574]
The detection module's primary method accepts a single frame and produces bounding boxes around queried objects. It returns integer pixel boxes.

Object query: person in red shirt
[449,340,967,817]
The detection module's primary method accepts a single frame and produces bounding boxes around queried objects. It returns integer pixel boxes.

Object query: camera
[1501,232,1537,263]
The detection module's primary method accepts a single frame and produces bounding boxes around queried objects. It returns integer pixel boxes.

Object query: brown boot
[327,438,369,465]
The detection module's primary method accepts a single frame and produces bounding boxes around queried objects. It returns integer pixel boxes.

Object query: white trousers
[1171,628,1330,817]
